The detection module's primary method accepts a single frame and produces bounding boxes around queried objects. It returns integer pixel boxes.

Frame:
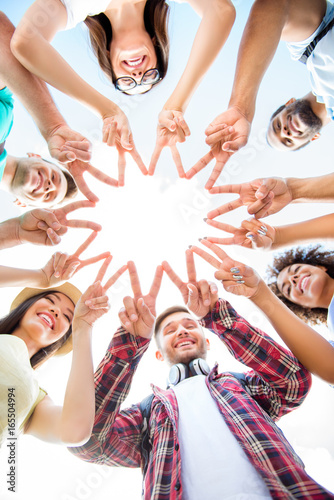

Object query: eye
[64,313,71,324]
[45,193,50,201]
[286,285,291,296]
[292,265,301,274]
[285,138,292,145]
[52,174,55,182]
[277,121,281,130]
[46,296,55,304]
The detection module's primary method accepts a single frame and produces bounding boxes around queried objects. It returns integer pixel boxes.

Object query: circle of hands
[24,104,295,334]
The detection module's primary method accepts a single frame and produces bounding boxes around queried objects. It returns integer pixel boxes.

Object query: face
[109,31,157,95]
[267,99,322,151]
[11,157,68,207]
[156,312,209,366]
[20,293,75,349]
[277,263,329,308]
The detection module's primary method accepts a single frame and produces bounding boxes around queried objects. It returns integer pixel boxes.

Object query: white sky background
[0,0,334,498]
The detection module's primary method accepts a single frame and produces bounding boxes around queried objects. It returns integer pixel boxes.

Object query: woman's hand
[190,239,262,299]
[204,218,276,250]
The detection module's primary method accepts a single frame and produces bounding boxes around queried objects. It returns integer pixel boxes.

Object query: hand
[118,261,163,339]
[205,107,251,154]
[73,256,127,328]
[102,112,147,186]
[185,145,232,190]
[204,218,275,250]
[148,110,190,178]
[40,231,111,287]
[207,177,292,219]
[18,200,101,246]
[162,249,218,318]
[190,240,261,299]
[47,124,92,163]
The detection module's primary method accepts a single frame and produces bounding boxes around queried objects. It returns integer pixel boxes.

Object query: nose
[288,273,299,286]
[49,306,59,319]
[44,178,55,193]
[282,123,291,137]
[130,69,143,80]
[176,326,189,337]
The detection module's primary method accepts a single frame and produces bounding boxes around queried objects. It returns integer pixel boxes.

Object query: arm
[288,173,334,204]
[201,297,311,419]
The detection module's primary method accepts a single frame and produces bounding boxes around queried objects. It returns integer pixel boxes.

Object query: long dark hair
[0,291,72,369]
[266,245,334,326]
[84,0,170,87]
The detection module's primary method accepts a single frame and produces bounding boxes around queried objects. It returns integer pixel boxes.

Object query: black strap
[0,141,5,156]
[139,393,154,475]
[299,17,334,64]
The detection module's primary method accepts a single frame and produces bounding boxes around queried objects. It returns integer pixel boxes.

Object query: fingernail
[236,280,245,284]
[230,267,240,273]
[257,229,266,236]
[130,314,138,321]
[204,299,210,305]
[246,234,254,239]
[54,272,60,278]
[125,321,131,328]
[52,222,61,230]
[85,300,92,306]
[233,275,243,280]
[188,245,193,249]
[203,218,208,222]
[260,225,267,232]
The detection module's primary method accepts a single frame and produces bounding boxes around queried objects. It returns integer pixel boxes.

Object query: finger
[103,264,127,291]
[72,174,100,203]
[209,184,242,195]
[59,200,96,215]
[56,150,77,163]
[120,126,132,151]
[127,261,143,299]
[240,219,264,233]
[66,219,102,231]
[177,116,191,137]
[94,256,113,283]
[204,219,237,234]
[73,231,98,257]
[160,117,176,132]
[256,178,276,199]
[33,209,62,231]
[117,149,126,187]
[137,297,155,326]
[198,280,211,306]
[205,122,229,136]
[85,164,118,187]
[185,151,213,179]
[248,192,274,218]
[123,296,138,322]
[103,121,117,147]
[187,283,199,308]
[222,135,248,153]
[185,249,197,282]
[85,293,109,307]
[46,227,62,245]
[61,146,91,163]
[148,265,163,299]
[205,127,232,147]
[206,198,243,219]
[119,306,132,329]
[175,124,185,143]
[190,245,221,270]
[62,260,81,279]
[148,144,162,176]
[53,252,68,277]
[162,260,188,302]
[130,148,148,176]
[80,252,112,268]
[205,237,235,245]
[205,158,229,190]
[170,146,185,178]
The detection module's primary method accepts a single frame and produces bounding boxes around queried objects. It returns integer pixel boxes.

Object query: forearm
[251,282,334,383]
[0,12,66,141]
[0,217,21,250]
[229,0,289,121]
[61,321,95,445]
[273,213,334,249]
[288,173,334,203]
[0,266,45,288]
[164,0,235,112]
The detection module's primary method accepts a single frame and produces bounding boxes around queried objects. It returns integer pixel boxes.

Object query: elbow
[61,422,93,447]
[214,0,236,26]
[10,30,30,63]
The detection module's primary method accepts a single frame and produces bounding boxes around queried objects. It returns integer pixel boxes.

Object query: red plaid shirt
[70,299,334,499]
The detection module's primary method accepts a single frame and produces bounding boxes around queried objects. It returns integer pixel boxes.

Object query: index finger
[66,219,102,232]
[104,264,128,291]
[73,175,100,203]
[95,255,113,283]
[185,151,213,180]
[162,261,185,291]
[205,157,229,190]
[59,200,96,215]
[86,163,118,187]
[185,249,197,282]
[190,245,221,270]
[117,149,126,187]
[73,231,98,257]
[148,265,163,299]
[206,198,243,219]
[209,183,242,195]
[127,261,143,299]
[130,147,148,176]
[148,144,163,176]
[170,146,185,178]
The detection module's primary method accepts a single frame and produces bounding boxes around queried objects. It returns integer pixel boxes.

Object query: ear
[285,98,296,107]
[27,152,41,158]
[206,338,210,351]
[155,350,164,362]
[311,133,321,142]
[318,265,327,272]
[13,198,26,207]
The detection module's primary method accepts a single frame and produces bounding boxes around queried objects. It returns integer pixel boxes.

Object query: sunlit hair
[0,291,73,368]
[154,305,191,347]
[266,245,334,325]
[84,0,170,88]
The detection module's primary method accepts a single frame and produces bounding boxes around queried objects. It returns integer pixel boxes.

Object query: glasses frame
[115,68,161,93]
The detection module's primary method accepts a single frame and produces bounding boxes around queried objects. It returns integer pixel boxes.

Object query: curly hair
[266,245,334,326]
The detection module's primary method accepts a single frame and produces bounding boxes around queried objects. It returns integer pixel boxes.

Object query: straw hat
[10,283,82,356]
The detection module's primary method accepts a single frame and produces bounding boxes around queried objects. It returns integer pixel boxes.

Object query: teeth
[177,341,193,348]
[39,314,53,328]
[125,57,143,67]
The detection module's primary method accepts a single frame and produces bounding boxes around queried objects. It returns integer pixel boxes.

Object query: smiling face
[18,293,75,350]
[277,263,332,309]
[11,157,68,207]
[267,99,322,151]
[155,311,210,366]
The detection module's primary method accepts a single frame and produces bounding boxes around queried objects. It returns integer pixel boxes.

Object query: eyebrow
[162,317,196,332]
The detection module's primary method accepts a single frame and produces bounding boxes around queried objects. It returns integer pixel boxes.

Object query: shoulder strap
[228,371,247,390]
[139,393,154,475]
[299,17,334,64]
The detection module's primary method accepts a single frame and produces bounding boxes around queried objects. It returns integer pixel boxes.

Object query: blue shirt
[0,86,14,181]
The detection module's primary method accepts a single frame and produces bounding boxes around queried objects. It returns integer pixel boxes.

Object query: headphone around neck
[167,358,210,387]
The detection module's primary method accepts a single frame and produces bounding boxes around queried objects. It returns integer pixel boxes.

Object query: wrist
[72,318,93,335]
[285,177,299,202]
[0,217,22,248]
[44,120,68,142]
[228,100,254,123]
[249,280,271,306]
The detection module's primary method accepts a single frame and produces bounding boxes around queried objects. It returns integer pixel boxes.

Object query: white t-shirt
[172,375,271,500]
[327,294,334,335]
[59,0,112,29]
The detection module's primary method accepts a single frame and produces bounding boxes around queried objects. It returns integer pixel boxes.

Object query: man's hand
[118,261,163,339]
[162,249,218,318]
[190,240,261,299]
[18,200,101,246]
[205,107,251,154]
[185,145,232,190]
[47,124,92,163]
[204,218,275,250]
[207,177,293,219]
[148,110,190,178]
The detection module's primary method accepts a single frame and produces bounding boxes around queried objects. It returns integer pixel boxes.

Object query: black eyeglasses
[115,68,161,94]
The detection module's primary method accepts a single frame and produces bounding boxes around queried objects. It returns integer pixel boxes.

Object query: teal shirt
[0,87,14,181]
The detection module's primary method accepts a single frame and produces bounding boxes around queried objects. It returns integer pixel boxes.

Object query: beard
[288,99,322,132]
[164,341,208,366]
[10,159,30,195]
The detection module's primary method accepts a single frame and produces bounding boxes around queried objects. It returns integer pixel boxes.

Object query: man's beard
[10,160,30,195]
[164,342,208,366]
[289,99,322,132]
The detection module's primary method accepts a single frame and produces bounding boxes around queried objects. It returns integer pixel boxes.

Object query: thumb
[120,127,133,150]
[187,283,199,307]
[246,232,264,249]
[256,179,274,199]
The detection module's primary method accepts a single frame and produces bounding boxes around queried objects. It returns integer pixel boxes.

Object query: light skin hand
[185,145,232,190]
[205,107,251,153]
[162,249,218,318]
[118,261,163,339]
[148,110,190,178]
[207,177,292,219]
[204,218,275,250]
[47,125,92,163]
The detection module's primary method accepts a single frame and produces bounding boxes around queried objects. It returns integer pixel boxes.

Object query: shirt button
[246,333,252,339]
[175,482,181,491]
[175,443,179,451]
[127,349,133,356]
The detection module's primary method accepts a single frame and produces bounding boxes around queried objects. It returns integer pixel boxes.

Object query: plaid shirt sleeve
[201,298,312,421]
[69,327,151,467]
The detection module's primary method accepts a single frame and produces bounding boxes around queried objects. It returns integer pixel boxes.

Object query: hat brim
[10,283,82,356]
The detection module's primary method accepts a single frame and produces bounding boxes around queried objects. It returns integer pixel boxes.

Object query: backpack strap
[299,17,334,64]
[139,393,154,475]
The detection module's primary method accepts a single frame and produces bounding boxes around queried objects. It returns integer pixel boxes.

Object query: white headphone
[167,358,211,387]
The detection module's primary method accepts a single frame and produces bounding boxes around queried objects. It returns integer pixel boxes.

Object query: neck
[321,276,334,309]
[304,91,331,125]
[1,154,18,190]
[12,329,40,358]
[104,1,146,34]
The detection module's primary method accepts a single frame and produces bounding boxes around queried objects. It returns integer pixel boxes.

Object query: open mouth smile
[174,339,196,349]
[37,312,55,330]
[123,56,146,68]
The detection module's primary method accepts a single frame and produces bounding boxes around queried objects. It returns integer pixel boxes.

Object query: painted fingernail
[257,229,266,236]
[236,280,245,284]
[54,272,60,278]
[233,275,243,279]
[246,234,254,239]
[203,218,208,222]
[260,225,267,232]
[188,245,193,249]
[230,267,240,273]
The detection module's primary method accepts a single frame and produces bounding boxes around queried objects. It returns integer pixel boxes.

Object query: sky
[0,0,334,499]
